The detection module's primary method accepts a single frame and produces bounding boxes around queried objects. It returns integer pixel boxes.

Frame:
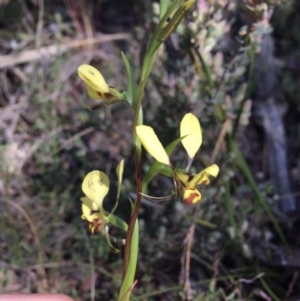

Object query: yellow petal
[82,170,110,208]
[80,196,99,211]
[86,85,104,99]
[136,125,171,166]
[180,113,202,159]
[183,187,201,205]
[176,171,191,186]
[86,85,120,101]
[81,202,101,223]
[78,64,109,93]
[182,0,195,10]
[187,164,219,186]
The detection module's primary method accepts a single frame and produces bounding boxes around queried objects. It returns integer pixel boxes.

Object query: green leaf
[145,0,182,60]
[107,213,128,232]
[159,0,171,20]
[157,0,195,42]
[158,165,174,178]
[232,140,288,246]
[118,220,139,301]
[196,50,215,91]
[165,136,185,155]
[142,161,166,192]
[121,52,138,107]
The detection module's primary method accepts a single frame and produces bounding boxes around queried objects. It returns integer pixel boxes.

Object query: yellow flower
[136,113,219,205]
[78,64,109,96]
[80,160,125,235]
[77,64,125,105]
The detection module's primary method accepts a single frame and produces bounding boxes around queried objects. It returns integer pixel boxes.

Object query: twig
[0,34,130,69]
[51,126,95,155]
[284,271,298,301]
[211,253,220,290]
[182,224,196,300]
[211,118,231,163]
[238,272,265,283]
[35,0,44,48]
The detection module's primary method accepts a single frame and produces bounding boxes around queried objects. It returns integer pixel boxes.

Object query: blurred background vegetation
[0,0,300,300]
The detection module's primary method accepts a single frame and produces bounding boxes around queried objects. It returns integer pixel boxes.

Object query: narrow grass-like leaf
[232,141,288,246]
[193,48,215,92]
[259,274,281,301]
[159,0,171,20]
[121,52,138,107]
[225,181,237,233]
[157,0,195,42]
[118,220,139,301]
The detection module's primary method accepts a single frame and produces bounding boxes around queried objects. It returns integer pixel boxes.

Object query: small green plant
[77,1,220,300]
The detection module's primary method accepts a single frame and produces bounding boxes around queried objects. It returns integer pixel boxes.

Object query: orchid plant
[77,0,219,300]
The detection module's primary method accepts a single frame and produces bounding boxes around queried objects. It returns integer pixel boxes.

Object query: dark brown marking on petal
[89,217,102,234]
[188,174,194,182]
[88,70,95,76]
[104,93,114,99]
[97,92,103,98]
[184,192,199,205]
[108,86,114,89]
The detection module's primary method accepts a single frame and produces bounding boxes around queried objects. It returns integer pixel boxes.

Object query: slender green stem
[122,82,145,273]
